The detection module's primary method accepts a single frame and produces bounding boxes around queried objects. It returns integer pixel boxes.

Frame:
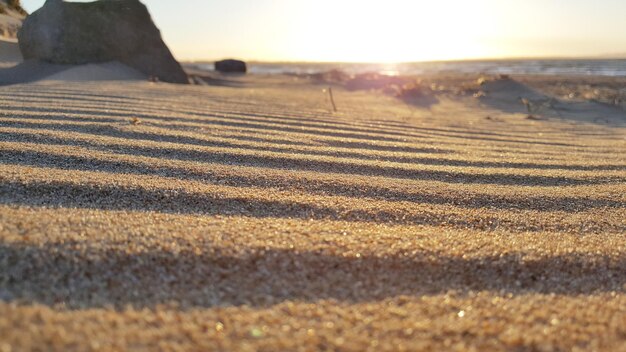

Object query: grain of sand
[0,77,625,351]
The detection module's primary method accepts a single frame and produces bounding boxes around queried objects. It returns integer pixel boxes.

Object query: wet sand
[0,74,625,351]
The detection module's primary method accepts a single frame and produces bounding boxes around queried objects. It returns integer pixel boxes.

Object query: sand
[0,73,625,351]
[0,60,148,85]
[0,38,21,64]
[43,62,147,81]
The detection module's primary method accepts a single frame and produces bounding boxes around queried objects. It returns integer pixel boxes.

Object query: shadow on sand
[1,241,624,309]
[2,157,625,234]
[0,60,69,86]
[2,134,620,188]
[190,74,247,88]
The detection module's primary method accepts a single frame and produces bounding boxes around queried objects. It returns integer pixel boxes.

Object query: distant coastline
[187,58,626,77]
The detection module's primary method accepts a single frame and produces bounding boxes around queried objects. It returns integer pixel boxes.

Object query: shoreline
[186,58,626,78]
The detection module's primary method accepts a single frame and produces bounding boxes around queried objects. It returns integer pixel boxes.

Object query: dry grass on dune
[0,78,625,351]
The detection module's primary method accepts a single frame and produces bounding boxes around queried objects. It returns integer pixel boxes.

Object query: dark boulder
[215,59,247,73]
[17,0,188,84]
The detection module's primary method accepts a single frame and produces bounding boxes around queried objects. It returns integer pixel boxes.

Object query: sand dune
[0,60,147,85]
[44,61,147,81]
[0,76,625,351]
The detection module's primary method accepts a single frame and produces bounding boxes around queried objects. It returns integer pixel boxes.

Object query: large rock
[215,59,247,73]
[17,0,188,84]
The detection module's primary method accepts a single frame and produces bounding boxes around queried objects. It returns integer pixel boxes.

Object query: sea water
[194,59,626,77]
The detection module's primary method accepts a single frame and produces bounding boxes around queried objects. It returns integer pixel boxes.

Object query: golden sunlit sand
[0,74,625,350]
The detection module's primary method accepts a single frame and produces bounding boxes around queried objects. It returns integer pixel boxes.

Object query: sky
[21,0,626,63]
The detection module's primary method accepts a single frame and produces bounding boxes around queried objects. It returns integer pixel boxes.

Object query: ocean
[193,59,626,77]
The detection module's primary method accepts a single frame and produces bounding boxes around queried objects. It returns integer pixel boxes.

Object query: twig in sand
[327,87,337,112]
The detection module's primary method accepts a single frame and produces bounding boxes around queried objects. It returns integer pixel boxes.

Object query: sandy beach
[0,38,21,65]
[0,67,625,351]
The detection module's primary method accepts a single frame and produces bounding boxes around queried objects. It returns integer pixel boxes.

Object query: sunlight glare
[285,0,494,63]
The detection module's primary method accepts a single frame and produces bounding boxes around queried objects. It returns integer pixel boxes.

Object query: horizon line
[182,55,626,65]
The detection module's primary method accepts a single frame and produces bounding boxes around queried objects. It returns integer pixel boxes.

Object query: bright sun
[284,0,494,63]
